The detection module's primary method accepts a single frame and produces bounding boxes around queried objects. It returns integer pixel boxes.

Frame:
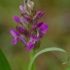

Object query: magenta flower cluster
[10,1,48,51]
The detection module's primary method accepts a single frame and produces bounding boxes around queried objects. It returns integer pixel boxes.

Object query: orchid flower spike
[10,0,48,51]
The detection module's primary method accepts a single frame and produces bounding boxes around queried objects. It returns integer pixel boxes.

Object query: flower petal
[17,26,26,34]
[24,15,31,22]
[36,22,43,27]
[27,34,38,51]
[13,16,20,23]
[33,11,44,20]
[38,33,43,38]
[10,30,20,37]
[12,38,18,45]
[19,5,25,13]
[31,22,43,30]
[39,23,48,34]
[36,11,44,18]
[27,41,35,51]
[19,36,27,45]
[31,34,37,39]
[27,34,37,40]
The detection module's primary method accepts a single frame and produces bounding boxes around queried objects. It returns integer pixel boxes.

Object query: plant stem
[30,50,35,70]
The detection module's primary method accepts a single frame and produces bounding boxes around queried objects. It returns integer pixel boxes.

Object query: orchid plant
[9,0,69,70]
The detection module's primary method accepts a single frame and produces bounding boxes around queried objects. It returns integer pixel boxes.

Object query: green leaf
[66,66,70,70]
[0,48,12,70]
[28,47,69,70]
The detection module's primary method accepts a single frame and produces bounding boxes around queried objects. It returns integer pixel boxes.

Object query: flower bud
[27,1,34,10]
[24,15,31,22]
[19,5,25,13]
[13,16,20,23]
[30,1,34,8]
[31,22,43,30]
[33,11,44,20]
[36,11,44,18]
[17,26,26,34]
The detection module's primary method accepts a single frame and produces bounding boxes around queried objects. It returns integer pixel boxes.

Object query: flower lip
[27,41,35,51]
[27,34,40,51]
[10,30,27,45]
[39,23,48,34]
[10,30,20,37]
[27,34,37,51]
[12,38,18,45]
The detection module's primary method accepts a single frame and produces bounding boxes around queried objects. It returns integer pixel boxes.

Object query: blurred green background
[0,0,70,70]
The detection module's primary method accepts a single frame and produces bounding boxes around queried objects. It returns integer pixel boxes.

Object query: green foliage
[0,48,11,70]
[66,66,70,70]
[28,47,69,70]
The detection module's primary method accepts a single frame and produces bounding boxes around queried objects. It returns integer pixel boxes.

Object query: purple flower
[10,30,26,45]
[31,22,43,30]
[17,26,26,34]
[28,34,37,39]
[38,33,43,38]
[33,11,44,20]
[39,23,48,34]
[24,15,31,22]
[36,11,44,18]
[27,23,48,51]
[27,34,38,51]
[10,0,49,51]
[27,40,35,51]
[10,30,19,45]
[13,16,20,23]
[12,38,18,45]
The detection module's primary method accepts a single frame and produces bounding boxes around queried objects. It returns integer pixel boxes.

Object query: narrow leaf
[0,48,12,70]
[28,47,69,70]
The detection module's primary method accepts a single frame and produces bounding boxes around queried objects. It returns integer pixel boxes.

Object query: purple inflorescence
[10,1,48,51]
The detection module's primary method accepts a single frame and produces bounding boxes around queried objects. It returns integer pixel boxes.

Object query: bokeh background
[0,0,70,70]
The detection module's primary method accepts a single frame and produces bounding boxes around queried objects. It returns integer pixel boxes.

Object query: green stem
[29,50,35,70]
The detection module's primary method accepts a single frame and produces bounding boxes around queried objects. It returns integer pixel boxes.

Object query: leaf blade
[0,48,12,70]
